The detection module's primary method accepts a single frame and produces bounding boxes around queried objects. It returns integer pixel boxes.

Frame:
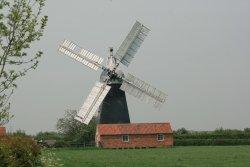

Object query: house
[96,123,173,148]
[0,126,6,137]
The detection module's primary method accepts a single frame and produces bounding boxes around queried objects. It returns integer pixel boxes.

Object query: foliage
[0,0,48,125]
[174,127,189,135]
[10,129,27,136]
[41,149,63,167]
[244,128,250,133]
[0,135,42,167]
[56,109,97,144]
[174,139,250,146]
[35,131,63,142]
[174,128,250,139]
[54,140,70,148]
[47,146,250,167]
[174,127,250,146]
[0,141,10,167]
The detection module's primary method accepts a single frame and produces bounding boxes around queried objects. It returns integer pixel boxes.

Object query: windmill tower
[58,21,167,125]
[98,47,130,124]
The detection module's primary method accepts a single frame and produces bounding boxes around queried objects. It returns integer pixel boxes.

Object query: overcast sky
[7,0,250,134]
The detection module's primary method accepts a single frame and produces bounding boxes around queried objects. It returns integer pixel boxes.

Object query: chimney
[0,126,6,137]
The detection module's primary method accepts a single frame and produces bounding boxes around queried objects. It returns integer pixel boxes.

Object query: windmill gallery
[58,21,173,148]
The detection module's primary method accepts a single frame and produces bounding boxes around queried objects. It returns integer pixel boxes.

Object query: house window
[157,134,165,141]
[122,135,129,142]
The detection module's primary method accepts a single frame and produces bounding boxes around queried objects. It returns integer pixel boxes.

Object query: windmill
[58,21,167,125]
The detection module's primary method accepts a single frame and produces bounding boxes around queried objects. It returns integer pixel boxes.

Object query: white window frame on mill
[122,135,129,142]
[157,134,165,141]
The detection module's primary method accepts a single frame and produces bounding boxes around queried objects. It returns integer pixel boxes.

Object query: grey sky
[7,0,250,134]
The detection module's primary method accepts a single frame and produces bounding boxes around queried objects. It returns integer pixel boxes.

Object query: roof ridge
[97,122,172,135]
[98,122,170,126]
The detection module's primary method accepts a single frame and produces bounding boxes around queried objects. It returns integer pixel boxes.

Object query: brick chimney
[0,126,6,137]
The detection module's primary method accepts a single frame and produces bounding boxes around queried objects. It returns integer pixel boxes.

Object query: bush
[0,136,42,167]
[174,139,250,146]
[174,128,250,146]
[35,131,63,141]
[0,142,11,167]
[54,140,70,148]
[41,150,63,166]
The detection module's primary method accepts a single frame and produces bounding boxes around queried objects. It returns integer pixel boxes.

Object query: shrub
[0,142,11,167]
[54,140,70,148]
[41,150,63,166]
[174,139,250,146]
[0,136,42,167]
[55,140,70,148]
[173,128,250,146]
[35,131,63,141]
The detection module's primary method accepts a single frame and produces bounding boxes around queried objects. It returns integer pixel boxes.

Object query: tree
[0,0,48,125]
[56,109,97,144]
[175,128,189,135]
[244,128,250,133]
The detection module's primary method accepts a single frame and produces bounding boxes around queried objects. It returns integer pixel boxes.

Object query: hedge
[174,132,250,140]
[174,139,250,146]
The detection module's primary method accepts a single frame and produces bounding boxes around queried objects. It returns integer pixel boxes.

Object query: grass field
[45,146,250,167]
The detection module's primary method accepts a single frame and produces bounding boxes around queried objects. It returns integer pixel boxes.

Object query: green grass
[45,146,250,167]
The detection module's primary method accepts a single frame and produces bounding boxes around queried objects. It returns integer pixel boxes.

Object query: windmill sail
[120,73,167,108]
[115,21,150,67]
[75,82,111,124]
[59,39,104,71]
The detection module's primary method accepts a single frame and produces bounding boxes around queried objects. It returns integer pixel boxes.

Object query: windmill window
[157,134,165,141]
[122,135,129,142]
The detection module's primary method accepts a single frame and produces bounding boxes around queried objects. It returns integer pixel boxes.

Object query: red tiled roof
[97,123,172,135]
